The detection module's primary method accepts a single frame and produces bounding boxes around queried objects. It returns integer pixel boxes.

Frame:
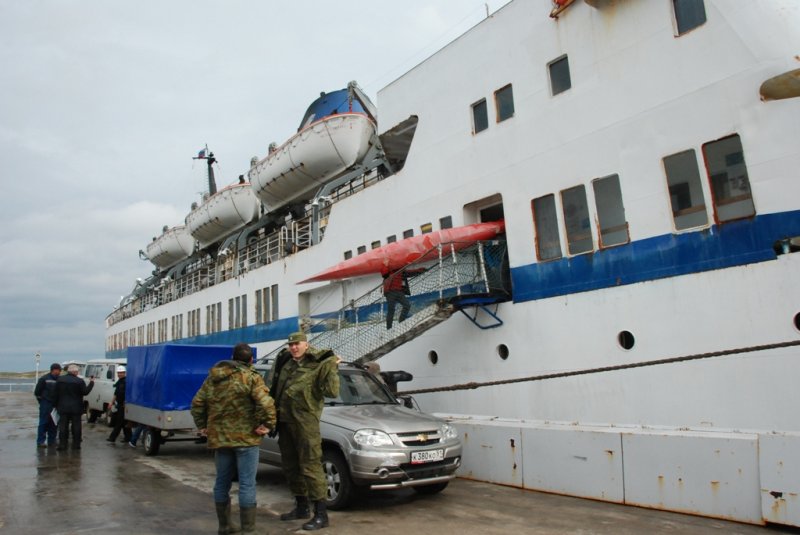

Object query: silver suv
[255,363,462,509]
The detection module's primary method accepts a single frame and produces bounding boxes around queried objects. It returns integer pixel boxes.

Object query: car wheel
[143,428,161,456]
[87,409,100,423]
[413,482,449,495]
[322,449,354,510]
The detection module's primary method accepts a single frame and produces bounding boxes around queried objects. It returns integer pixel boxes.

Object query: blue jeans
[214,446,259,508]
[130,424,144,445]
[37,400,57,445]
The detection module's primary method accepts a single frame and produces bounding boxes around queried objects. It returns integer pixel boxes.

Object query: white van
[61,360,87,377]
[83,358,127,423]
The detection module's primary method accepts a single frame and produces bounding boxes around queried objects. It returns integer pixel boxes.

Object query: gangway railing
[263,240,510,365]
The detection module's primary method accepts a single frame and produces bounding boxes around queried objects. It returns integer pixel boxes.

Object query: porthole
[618,330,635,350]
[794,313,800,332]
[428,350,439,365]
[497,344,509,360]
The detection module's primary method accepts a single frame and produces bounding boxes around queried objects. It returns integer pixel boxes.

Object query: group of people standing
[191,332,339,534]
[34,363,94,450]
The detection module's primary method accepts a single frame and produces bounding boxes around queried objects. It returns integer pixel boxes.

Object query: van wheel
[87,409,101,423]
[413,482,449,495]
[322,450,354,510]
[143,428,161,456]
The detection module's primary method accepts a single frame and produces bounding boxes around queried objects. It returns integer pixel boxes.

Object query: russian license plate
[411,449,444,464]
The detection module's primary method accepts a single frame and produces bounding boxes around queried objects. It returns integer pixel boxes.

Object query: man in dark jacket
[33,362,62,447]
[271,332,339,531]
[106,366,132,444]
[54,364,94,451]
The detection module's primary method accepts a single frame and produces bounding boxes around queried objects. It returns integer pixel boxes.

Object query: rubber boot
[239,506,256,534]
[214,501,240,535]
[280,495,310,521]
[302,501,329,531]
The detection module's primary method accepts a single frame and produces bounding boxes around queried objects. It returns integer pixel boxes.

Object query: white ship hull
[248,113,375,212]
[108,0,800,526]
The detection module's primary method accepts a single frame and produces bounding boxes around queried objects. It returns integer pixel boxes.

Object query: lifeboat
[248,88,376,213]
[145,225,196,270]
[185,183,261,249]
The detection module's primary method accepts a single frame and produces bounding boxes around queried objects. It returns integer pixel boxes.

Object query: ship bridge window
[702,134,755,223]
[421,223,433,234]
[440,216,453,229]
[663,149,709,230]
[548,55,571,96]
[371,241,381,249]
[592,174,629,248]
[343,250,353,260]
[673,0,706,36]
[357,245,367,255]
[403,229,414,239]
[386,235,397,244]
[471,98,488,134]
[532,194,563,261]
[495,84,514,122]
[561,185,593,255]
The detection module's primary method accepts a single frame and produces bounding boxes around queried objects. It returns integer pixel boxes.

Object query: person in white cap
[106,365,131,444]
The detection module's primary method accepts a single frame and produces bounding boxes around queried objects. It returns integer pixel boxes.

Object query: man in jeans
[33,363,62,447]
[191,343,276,534]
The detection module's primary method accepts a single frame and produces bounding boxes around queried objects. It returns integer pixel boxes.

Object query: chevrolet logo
[417,434,429,442]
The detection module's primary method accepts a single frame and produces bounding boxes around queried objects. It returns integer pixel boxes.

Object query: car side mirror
[396,395,419,411]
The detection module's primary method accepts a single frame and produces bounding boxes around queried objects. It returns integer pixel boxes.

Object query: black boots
[280,495,310,521]
[214,500,240,535]
[302,501,329,531]
[239,506,256,534]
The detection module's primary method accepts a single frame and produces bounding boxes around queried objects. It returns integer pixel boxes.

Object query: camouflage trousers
[277,421,326,501]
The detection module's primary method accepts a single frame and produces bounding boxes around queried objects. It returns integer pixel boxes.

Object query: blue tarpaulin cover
[127,344,256,411]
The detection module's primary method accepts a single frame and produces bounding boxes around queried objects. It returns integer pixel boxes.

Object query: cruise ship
[106,0,800,526]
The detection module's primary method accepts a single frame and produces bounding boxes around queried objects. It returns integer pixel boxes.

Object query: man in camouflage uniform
[191,343,276,534]
[271,332,340,531]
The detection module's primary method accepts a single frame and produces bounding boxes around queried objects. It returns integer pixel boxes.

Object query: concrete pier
[0,392,794,534]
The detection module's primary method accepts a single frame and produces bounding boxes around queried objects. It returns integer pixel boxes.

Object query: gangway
[264,240,509,365]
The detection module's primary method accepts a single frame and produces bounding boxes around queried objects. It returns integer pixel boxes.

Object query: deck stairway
[272,240,510,364]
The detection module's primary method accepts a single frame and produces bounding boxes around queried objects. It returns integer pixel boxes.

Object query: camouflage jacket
[191,360,276,448]
[271,347,339,425]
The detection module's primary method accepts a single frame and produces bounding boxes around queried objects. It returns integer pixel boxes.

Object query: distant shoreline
[0,372,37,379]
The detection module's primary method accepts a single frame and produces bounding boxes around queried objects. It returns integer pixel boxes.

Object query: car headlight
[440,423,458,440]
[353,429,394,447]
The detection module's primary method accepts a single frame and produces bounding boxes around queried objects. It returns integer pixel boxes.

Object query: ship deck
[0,392,792,534]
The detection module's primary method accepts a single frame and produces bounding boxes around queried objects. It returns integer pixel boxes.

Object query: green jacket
[271,347,339,425]
[191,360,276,448]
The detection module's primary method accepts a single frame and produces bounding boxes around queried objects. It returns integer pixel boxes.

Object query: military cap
[287,332,307,343]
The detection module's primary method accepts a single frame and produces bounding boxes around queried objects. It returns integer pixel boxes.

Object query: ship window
[228,298,235,330]
[495,84,514,122]
[592,174,629,248]
[472,98,488,134]
[256,289,270,324]
[702,134,755,223]
[440,216,453,229]
[241,294,247,328]
[549,55,571,96]
[343,250,352,260]
[532,194,563,261]
[403,229,414,239]
[421,222,433,234]
[663,149,708,230]
[386,235,397,244]
[560,185,593,255]
[270,285,279,321]
[357,245,367,255]
[371,240,381,249]
[673,0,706,36]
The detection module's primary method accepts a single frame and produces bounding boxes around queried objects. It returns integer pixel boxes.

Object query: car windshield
[326,369,396,406]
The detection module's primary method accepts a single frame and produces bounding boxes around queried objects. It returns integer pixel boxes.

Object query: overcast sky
[0,0,512,372]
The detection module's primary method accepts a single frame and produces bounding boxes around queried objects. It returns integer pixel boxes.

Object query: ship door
[463,194,511,296]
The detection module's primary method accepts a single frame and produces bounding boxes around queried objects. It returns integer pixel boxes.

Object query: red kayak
[300,220,505,283]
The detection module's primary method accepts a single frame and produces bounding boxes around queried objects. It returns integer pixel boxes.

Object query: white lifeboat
[248,112,375,212]
[145,225,195,270]
[185,183,261,249]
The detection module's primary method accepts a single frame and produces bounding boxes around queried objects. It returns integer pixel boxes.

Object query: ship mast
[193,145,217,196]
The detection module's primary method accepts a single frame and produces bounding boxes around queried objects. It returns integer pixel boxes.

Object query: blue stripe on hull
[511,211,800,302]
